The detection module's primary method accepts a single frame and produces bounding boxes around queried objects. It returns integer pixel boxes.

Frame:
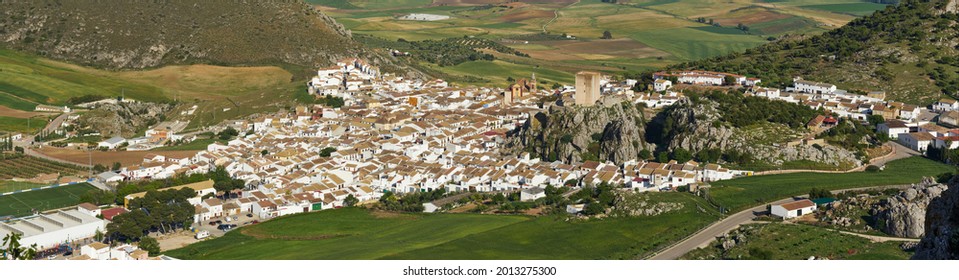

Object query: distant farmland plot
[0,183,96,218]
[629,27,767,61]
[167,193,719,260]
[800,3,889,16]
[322,0,876,87]
[437,60,574,86]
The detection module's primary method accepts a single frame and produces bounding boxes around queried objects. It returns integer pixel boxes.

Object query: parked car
[208,221,217,226]
[225,217,232,222]
[246,213,253,218]
[251,220,259,224]
[214,220,223,224]
[232,215,238,220]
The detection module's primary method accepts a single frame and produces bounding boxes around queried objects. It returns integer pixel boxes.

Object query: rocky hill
[504,100,654,164]
[677,0,959,104]
[646,93,863,169]
[913,177,959,259]
[78,101,172,138]
[506,92,868,168]
[876,178,947,238]
[0,0,400,75]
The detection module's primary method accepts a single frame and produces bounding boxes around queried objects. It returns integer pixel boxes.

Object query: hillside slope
[0,0,392,74]
[677,0,959,105]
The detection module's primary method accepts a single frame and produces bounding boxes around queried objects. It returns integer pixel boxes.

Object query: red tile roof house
[101,207,129,221]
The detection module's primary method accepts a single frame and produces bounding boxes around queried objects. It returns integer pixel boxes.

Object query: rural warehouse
[0,209,106,250]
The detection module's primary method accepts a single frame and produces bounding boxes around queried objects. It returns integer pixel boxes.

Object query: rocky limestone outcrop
[505,100,653,164]
[658,99,860,167]
[875,178,947,238]
[609,192,684,217]
[913,177,959,259]
[78,101,172,138]
[939,0,959,14]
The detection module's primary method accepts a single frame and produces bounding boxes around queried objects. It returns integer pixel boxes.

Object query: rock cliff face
[505,101,653,164]
[78,101,172,138]
[913,178,959,260]
[657,99,860,167]
[0,1,393,72]
[876,178,947,238]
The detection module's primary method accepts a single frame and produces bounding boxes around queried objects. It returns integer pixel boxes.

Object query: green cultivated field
[710,157,955,212]
[682,223,912,260]
[0,91,39,111]
[436,60,575,87]
[167,193,719,260]
[0,116,48,134]
[0,183,96,217]
[0,49,166,107]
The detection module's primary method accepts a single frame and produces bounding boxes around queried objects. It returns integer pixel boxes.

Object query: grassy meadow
[167,192,719,260]
[681,222,912,260]
[709,157,956,212]
[0,47,302,130]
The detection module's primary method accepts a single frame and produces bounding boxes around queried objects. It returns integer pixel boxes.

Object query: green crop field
[0,91,39,111]
[167,193,719,260]
[0,116,48,134]
[709,157,956,212]
[682,222,912,260]
[0,48,167,106]
[0,183,96,217]
[628,27,767,61]
[436,60,575,87]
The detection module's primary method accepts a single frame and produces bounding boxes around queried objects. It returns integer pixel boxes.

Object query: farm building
[98,137,127,149]
[0,209,106,250]
[771,199,817,219]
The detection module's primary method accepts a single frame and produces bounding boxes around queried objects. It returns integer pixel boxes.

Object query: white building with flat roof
[0,209,106,250]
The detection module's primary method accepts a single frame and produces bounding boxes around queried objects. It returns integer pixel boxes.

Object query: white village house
[771,199,817,219]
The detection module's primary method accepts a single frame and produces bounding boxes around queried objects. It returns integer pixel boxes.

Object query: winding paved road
[648,182,921,260]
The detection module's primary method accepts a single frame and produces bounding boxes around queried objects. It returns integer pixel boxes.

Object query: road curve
[649,183,920,260]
